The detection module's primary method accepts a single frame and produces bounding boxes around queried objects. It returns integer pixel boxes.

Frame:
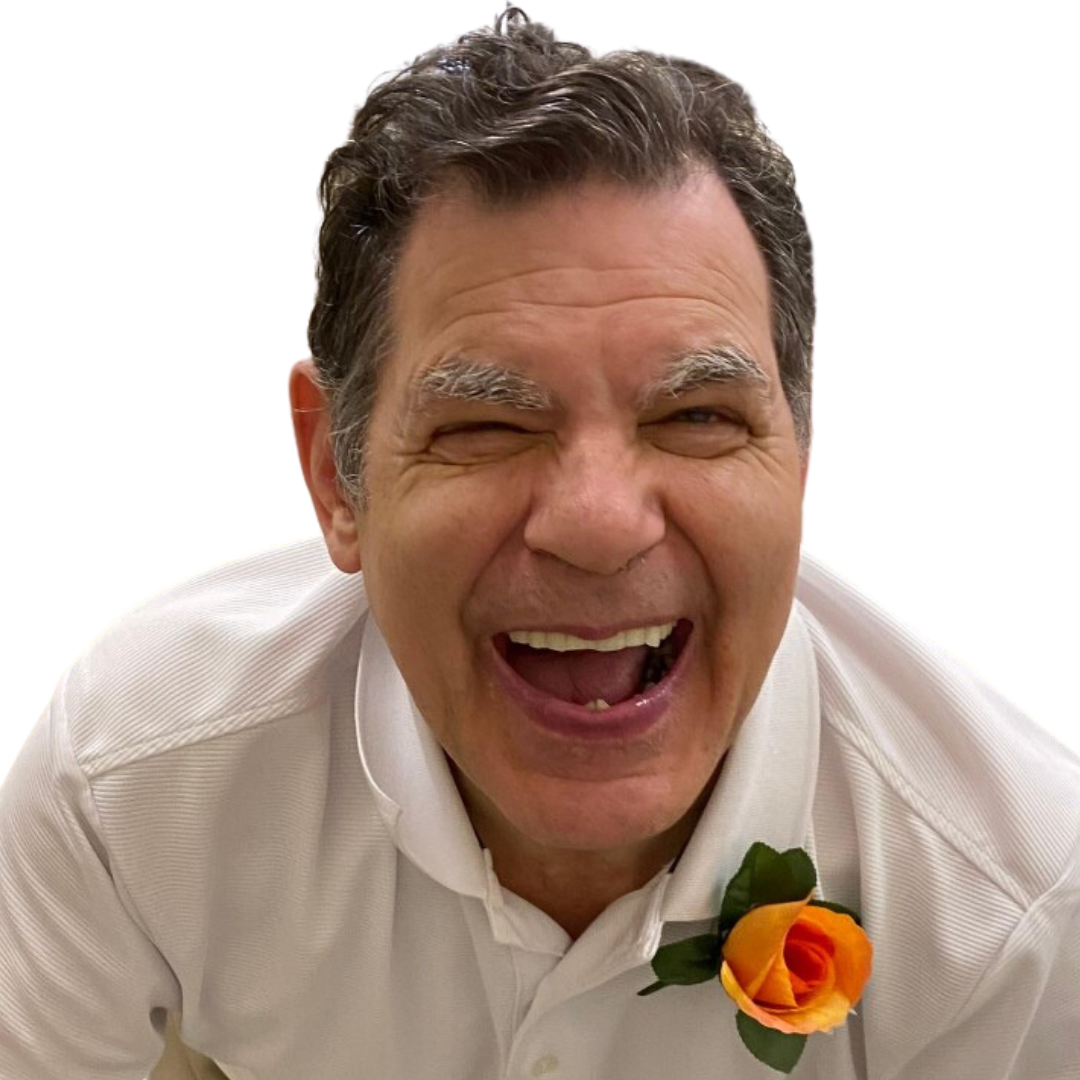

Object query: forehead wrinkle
[639,345,772,409]
[412,356,555,412]
[433,259,761,312]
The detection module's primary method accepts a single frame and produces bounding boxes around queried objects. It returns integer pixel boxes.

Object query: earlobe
[289,360,363,574]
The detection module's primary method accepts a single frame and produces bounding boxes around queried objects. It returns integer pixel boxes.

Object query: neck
[486,833,684,940]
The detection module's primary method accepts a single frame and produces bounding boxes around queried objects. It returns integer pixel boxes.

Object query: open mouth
[493,619,693,711]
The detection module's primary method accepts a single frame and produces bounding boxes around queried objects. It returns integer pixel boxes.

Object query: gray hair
[308,8,814,505]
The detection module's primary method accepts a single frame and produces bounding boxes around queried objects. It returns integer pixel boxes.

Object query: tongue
[507,644,649,705]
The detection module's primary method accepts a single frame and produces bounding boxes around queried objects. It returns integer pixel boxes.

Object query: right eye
[428,422,535,463]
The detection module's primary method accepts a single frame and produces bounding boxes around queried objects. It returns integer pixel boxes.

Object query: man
[1,11,1077,1079]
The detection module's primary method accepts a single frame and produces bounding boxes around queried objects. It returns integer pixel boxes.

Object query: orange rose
[719,897,872,1036]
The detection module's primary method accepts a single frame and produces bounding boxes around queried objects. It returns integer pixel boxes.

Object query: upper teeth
[507,623,675,652]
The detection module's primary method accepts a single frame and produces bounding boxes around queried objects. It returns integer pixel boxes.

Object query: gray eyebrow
[639,345,771,408]
[412,346,768,415]
[413,357,554,411]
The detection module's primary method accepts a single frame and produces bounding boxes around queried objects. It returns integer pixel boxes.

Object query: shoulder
[59,539,369,778]
[796,553,1080,907]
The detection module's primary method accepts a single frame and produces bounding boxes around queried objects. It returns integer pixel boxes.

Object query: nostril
[523,515,666,577]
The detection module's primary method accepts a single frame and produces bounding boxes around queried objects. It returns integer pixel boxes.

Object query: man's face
[355,170,806,855]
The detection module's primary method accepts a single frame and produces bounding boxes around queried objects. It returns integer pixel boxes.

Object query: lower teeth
[584,699,611,711]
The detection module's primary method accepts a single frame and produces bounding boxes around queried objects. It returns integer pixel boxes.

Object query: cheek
[359,474,528,669]
[365,469,502,570]
[671,459,802,716]
[672,456,803,581]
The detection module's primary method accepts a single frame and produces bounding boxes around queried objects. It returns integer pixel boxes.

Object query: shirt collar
[354,613,490,900]
[661,604,820,922]
[354,603,820,923]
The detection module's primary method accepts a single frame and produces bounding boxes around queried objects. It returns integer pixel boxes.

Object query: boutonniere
[639,842,873,1074]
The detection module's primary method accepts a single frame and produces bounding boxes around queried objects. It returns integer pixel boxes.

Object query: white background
[2,0,1077,782]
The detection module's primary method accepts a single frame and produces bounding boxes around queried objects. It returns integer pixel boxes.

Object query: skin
[291,169,808,938]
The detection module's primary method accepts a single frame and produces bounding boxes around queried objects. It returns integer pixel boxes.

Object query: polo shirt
[1,539,1077,1079]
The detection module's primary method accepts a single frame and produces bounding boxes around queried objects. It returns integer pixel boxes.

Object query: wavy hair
[309,9,814,503]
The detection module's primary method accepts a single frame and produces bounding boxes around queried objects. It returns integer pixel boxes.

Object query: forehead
[385,171,775,392]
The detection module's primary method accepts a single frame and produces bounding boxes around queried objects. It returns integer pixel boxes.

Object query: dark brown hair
[309,9,814,502]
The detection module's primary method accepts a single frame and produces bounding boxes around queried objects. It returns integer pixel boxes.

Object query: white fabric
[1,538,1077,1079]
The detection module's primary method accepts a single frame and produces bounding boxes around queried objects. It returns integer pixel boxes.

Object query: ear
[289,359,363,573]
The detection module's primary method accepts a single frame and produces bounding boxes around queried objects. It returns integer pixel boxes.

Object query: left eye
[641,406,747,458]
[667,408,736,425]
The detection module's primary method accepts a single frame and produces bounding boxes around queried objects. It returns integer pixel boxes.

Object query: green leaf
[735,1011,808,1073]
[636,980,668,997]
[807,899,863,927]
[649,932,720,986]
[719,844,817,933]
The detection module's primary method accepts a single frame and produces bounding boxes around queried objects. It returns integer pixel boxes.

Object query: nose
[522,434,665,575]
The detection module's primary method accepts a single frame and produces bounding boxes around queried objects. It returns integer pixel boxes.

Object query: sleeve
[0,683,180,1079]
[888,856,1080,1080]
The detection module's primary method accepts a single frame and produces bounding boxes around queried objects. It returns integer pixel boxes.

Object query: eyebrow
[413,357,554,412]
[411,343,771,415]
[638,345,771,409]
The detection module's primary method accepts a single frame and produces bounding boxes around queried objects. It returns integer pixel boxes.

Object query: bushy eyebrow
[410,344,770,416]
[412,357,554,412]
[638,345,771,409]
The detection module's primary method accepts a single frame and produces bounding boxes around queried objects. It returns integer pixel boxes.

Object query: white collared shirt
[1,539,1077,1079]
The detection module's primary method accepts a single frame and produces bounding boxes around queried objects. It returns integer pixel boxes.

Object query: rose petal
[754,953,799,1008]
[721,961,850,1035]
[774,988,854,1034]
[797,906,873,1006]
[720,961,803,1035]
[785,937,834,1000]
[787,918,836,957]
[721,897,810,998]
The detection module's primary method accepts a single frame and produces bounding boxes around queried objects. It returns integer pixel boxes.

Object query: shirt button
[531,1054,560,1077]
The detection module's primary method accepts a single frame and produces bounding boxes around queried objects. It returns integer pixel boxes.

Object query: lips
[491,620,693,740]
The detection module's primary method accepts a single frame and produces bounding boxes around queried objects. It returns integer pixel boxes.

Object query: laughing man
[2,12,1077,1079]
